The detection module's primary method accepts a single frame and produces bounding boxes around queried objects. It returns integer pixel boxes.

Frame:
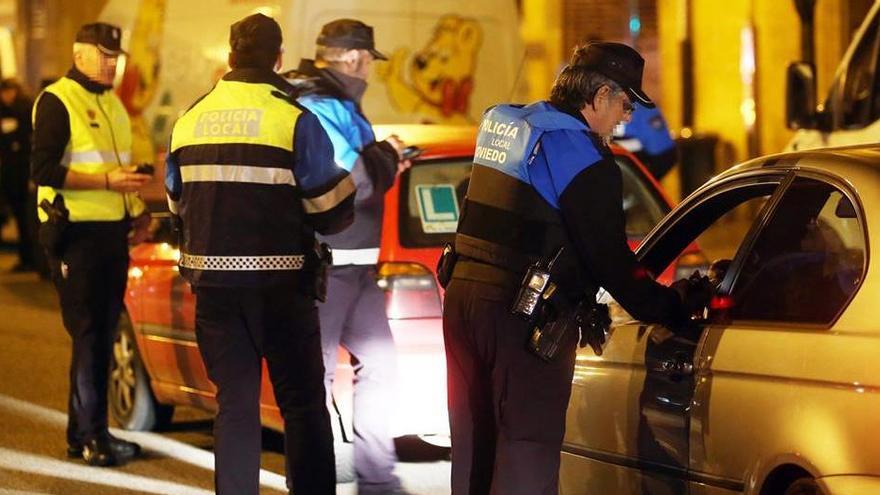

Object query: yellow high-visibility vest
[171,79,299,153]
[34,76,145,222]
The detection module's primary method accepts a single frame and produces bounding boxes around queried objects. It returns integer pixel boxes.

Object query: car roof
[372,124,647,163]
[372,125,477,160]
[715,143,880,182]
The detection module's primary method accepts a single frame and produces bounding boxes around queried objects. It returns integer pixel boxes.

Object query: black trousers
[194,285,336,495]
[442,278,578,495]
[318,266,399,494]
[1,157,34,265]
[45,221,130,447]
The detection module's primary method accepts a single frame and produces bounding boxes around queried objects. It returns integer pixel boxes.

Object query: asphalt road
[0,249,451,494]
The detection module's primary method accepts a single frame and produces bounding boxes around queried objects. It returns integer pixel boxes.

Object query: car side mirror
[786,61,819,130]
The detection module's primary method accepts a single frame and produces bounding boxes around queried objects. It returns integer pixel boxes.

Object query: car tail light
[376,262,442,319]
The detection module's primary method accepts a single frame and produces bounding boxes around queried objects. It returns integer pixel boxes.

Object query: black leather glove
[578,302,611,355]
[671,271,713,319]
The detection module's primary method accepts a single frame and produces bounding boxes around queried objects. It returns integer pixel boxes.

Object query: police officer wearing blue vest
[284,19,412,495]
[442,42,695,494]
[614,103,678,179]
[31,22,152,467]
[166,14,354,495]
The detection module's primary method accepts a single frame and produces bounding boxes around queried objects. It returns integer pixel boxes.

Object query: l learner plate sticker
[416,184,460,234]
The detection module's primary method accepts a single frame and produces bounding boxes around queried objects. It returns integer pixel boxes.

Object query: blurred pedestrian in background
[0,78,36,272]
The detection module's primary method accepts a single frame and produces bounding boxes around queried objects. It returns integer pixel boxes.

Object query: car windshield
[399,156,670,248]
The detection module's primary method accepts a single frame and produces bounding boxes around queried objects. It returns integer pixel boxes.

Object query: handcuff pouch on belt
[307,241,333,302]
[511,247,611,361]
[38,195,70,257]
[436,242,459,289]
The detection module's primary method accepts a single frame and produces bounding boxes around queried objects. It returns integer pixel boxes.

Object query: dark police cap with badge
[317,19,388,61]
[76,22,126,56]
[571,41,655,109]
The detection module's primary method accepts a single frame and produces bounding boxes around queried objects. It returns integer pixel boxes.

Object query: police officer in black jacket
[442,42,695,494]
[284,19,412,495]
[166,14,355,495]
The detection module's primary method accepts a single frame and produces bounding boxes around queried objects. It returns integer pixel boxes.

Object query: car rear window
[399,156,670,248]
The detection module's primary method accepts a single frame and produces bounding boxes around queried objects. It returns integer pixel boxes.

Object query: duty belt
[180,254,305,271]
[451,259,521,287]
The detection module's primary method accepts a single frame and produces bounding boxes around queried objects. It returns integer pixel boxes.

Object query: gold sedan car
[561,145,879,495]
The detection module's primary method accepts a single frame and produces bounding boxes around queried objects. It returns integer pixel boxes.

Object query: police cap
[317,19,387,61]
[572,42,654,108]
[76,22,126,56]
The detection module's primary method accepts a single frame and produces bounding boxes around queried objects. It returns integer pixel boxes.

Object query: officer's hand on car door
[106,166,152,193]
[670,271,713,320]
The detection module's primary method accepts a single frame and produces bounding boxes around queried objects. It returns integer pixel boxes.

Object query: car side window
[616,156,669,238]
[728,177,866,325]
[605,180,778,325]
[640,180,780,282]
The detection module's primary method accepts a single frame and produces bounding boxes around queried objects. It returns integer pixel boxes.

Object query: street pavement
[0,249,451,494]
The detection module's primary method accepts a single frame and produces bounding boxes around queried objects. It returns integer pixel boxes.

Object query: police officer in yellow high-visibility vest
[30,23,152,467]
[166,14,355,495]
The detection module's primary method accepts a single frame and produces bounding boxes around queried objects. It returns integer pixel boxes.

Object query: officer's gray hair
[315,44,362,65]
[549,65,623,113]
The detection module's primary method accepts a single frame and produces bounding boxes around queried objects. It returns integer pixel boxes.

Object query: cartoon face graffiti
[378,15,483,123]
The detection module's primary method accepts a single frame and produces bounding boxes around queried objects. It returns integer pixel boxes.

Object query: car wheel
[109,311,174,431]
[784,478,824,495]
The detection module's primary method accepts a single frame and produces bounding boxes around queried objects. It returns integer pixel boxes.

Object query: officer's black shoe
[104,433,142,459]
[81,437,117,467]
[69,434,142,463]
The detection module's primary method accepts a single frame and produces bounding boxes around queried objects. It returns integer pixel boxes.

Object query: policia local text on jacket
[31,63,147,463]
[443,99,687,493]
[165,64,355,494]
[287,54,404,493]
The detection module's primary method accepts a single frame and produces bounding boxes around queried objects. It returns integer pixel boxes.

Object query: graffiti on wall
[377,15,482,124]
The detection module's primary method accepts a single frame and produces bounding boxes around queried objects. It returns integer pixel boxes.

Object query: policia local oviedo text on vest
[455,101,602,300]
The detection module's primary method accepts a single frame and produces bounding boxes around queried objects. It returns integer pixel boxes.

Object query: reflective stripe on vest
[34,76,135,222]
[180,164,296,186]
[179,254,305,271]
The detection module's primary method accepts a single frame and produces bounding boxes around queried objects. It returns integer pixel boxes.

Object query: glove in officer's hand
[579,303,611,356]
[671,271,713,319]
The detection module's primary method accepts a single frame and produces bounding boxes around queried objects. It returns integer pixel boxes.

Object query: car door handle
[660,359,694,376]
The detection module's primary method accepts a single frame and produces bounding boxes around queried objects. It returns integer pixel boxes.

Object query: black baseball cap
[76,22,126,56]
[572,42,654,108]
[317,19,387,61]
[230,13,282,54]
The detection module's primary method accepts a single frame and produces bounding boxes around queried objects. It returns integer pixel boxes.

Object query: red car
[110,125,704,449]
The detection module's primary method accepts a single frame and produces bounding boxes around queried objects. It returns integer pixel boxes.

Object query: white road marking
[0,448,212,495]
[0,489,52,495]
[0,393,290,491]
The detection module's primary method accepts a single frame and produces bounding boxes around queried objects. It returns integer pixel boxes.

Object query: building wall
[17,0,108,92]
[523,0,873,182]
[658,0,872,168]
